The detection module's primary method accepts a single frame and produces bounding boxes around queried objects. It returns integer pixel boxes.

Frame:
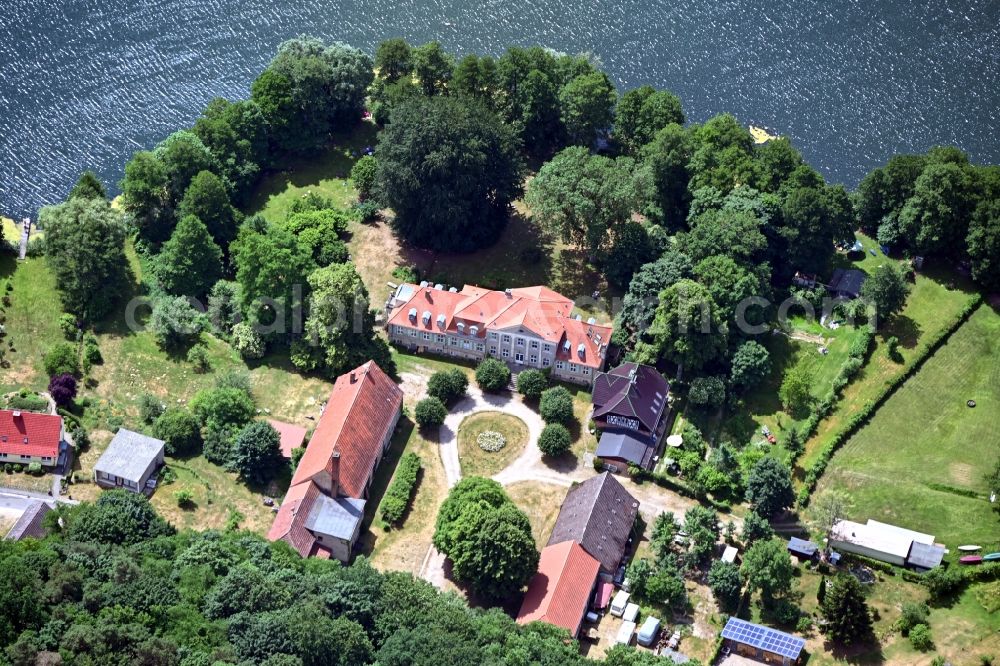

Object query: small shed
[721,545,739,564]
[721,617,805,665]
[93,429,165,495]
[827,268,867,300]
[4,500,52,541]
[787,537,819,561]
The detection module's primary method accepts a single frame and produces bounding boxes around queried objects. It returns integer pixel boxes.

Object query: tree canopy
[376,95,523,252]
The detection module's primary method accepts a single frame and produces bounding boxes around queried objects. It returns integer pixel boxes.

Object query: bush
[475,358,510,393]
[391,265,420,284]
[380,452,421,525]
[138,393,165,424]
[43,342,80,377]
[48,373,78,407]
[187,344,211,373]
[231,322,265,359]
[174,489,195,507]
[909,623,932,651]
[537,423,572,456]
[898,602,929,635]
[27,462,42,475]
[82,334,102,372]
[516,369,548,400]
[58,313,78,340]
[351,155,378,200]
[8,392,49,412]
[153,408,203,457]
[539,386,574,424]
[189,387,255,429]
[848,325,875,359]
[477,431,506,452]
[353,200,380,222]
[688,376,726,407]
[427,368,469,405]
[149,295,205,350]
[414,397,447,428]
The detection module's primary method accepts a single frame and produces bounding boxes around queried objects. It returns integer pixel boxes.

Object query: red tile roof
[517,541,601,637]
[0,409,62,459]
[266,480,323,557]
[267,419,308,458]
[290,361,402,499]
[387,283,612,368]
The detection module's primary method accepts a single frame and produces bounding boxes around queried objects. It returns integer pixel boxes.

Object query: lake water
[1,0,998,218]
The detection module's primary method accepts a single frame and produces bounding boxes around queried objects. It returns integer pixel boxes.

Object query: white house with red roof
[267,361,402,561]
[384,282,612,385]
[0,409,66,469]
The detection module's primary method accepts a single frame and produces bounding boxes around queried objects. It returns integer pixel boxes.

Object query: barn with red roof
[516,540,601,637]
[268,361,402,561]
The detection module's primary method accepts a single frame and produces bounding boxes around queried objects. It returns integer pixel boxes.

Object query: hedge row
[380,452,422,526]
[785,326,875,460]
[797,294,984,507]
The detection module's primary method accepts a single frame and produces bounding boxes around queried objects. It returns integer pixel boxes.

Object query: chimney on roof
[325,450,341,496]
[12,410,21,418]
[350,372,357,383]
[504,288,512,298]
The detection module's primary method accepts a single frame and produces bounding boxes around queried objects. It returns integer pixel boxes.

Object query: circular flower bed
[477,430,507,452]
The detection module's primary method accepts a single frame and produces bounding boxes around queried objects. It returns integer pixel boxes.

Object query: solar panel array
[721,617,805,660]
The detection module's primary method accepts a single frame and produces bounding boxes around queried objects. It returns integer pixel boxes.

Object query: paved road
[0,486,76,507]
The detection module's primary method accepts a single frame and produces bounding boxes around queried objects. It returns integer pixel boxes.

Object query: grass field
[813,305,1000,548]
[0,255,67,392]
[457,411,529,478]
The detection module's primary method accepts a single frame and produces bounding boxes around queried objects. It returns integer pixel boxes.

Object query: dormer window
[422,311,432,325]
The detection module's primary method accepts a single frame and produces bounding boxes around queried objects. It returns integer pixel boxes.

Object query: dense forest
[0,490,684,666]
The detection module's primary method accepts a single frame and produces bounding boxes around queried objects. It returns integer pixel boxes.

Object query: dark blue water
[1,0,998,218]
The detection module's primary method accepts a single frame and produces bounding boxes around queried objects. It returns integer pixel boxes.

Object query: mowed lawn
[814,305,1000,548]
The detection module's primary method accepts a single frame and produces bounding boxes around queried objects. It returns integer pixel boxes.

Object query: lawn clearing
[505,480,566,546]
[0,471,53,493]
[248,122,377,223]
[813,305,1000,548]
[457,411,529,478]
[0,255,66,392]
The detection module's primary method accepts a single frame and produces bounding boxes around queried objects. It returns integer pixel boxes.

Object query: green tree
[614,86,684,154]
[539,386,574,424]
[898,602,930,635]
[693,254,770,326]
[231,421,284,485]
[66,489,173,545]
[153,408,203,456]
[740,510,774,546]
[282,208,350,266]
[69,170,108,200]
[231,220,316,335]
[967,198,1000,290]
[190,386,255,430]
[688,376,726,407]
[779,185,855,275]
[40,197,131,322]
[193,97,268,203]
[253,38,373,154]
[537,423,572,456]
[681,208,768,266]
[642,123,693,230]
[860,262,911,325]
[604,220,655,290]
[154,215,223,298]
[510,69,562,158]
[426,368,469,406]
[615,251,692,343]
[0,557,44,646]
[149,296,205,350]
[515,368,548,399]
[526,147,649,261]
[559,71,617,146]
[899,162,974,256]
[856,153,928,234]
[908,623,933,651]
[414,397,447,429]
[688,113,759,193]
[634,279,728,372]
[645,567,687,609]
[376,95,523,252]
[434,476,511,551]
[412,41,454,96]
[231,322,265,359]
[374,38,413,83]
[294,263,391,378]
[120,151,170,245]
[730,341,771,391]
[350,156,378,201]
[154,130,220,208]
[820,574,873,645]
[741,538,793,602]
[779,364,812,415]
[43,342,80,377]
[707,560,743,612]
[451,54,499,102]
[746,457,795,517]
[177,170,240,248]
[475,358,511,393]
[755,137,805,192]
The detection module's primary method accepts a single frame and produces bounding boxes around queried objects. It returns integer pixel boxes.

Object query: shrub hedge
[380,452,422,526]
[798,295,983,507]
